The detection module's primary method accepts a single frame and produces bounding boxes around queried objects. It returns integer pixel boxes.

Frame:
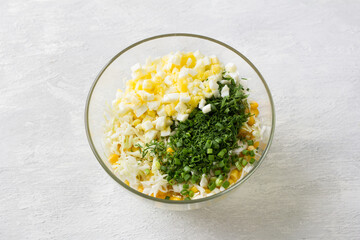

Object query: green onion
[180,189,188,195]
[250,158,255,164]
[144,169,150,175]
[204,140,212,149]
[208,182,216,191]
[184,197,191,200]
[184,174,191,181]
[241,158,248,166]
[215,123,223,129]
[210,177,217,182]
[188,190,194,197]
[222,181,230,189]
[183,166,191,172]
[223,167,230,173]
[215,178,223,187]
[137,75,252,185]
[219,161,225,167]
[183,184,189,189]
[247,140,254,146]
[191,175,199,183]
[235,161,243,170]
[168,179,175,185]
[249,150,255,157]
[217,149,227,158]
[177,177,184,183]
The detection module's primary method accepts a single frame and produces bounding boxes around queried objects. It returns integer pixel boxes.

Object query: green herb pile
[139,75,251,189]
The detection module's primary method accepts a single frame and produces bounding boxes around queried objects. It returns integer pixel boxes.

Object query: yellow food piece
[156,191,167,199]
[211,64,221,74]
[239,128,249,136]
[131,146,139,152]
[108,154,119,165]
[146,172,154,181]
[147,110,156,118]
[230,169,240,181]
[248,116,255,126]
[165,104,176,116]
[133,119,141,127]
[190,186,199,193]
[248,146,255,151]
[170,196,182,201]
[251,108,259,117]
[124,180,130,186]
[229,179,235,185]
[254,141,260,148]
[138,185,144,193]
[205,188,211,194]
[177,79,188,92]
[167,147,174,153]
[250,101,259,109]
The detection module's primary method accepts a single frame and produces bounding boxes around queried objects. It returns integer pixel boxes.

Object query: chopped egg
[202,104,212,114]
[199,99,206,109]
[221,85,230,97]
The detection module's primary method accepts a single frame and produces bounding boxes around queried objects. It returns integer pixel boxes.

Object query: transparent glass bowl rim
[84,33,276,205]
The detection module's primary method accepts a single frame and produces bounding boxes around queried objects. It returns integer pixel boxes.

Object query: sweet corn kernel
[248,146,255,151]
[146,172,154,181]
[248,116,255,126]
[170,196,181,201]
[254,141,260,148]
[205,188,211,194]
[190,186,199,193]
[131,146,139,152]
[230,169,240,181]
[229,179,235,185]
[251,108,259,117]
[133,119,141,127]
[250,101,259,109]
[138,185,144,193]
[108,154,119,165]
[239,128,249,136]
[156,191,167,199]
[124,180,130,186]
[167,147,174,153]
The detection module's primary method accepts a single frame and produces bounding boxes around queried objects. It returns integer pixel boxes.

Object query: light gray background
[1,0,359,239]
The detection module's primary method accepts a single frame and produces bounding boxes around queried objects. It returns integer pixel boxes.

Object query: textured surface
[1,0,360,239]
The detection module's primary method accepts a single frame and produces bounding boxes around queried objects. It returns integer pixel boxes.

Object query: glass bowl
[85,33,275,211]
